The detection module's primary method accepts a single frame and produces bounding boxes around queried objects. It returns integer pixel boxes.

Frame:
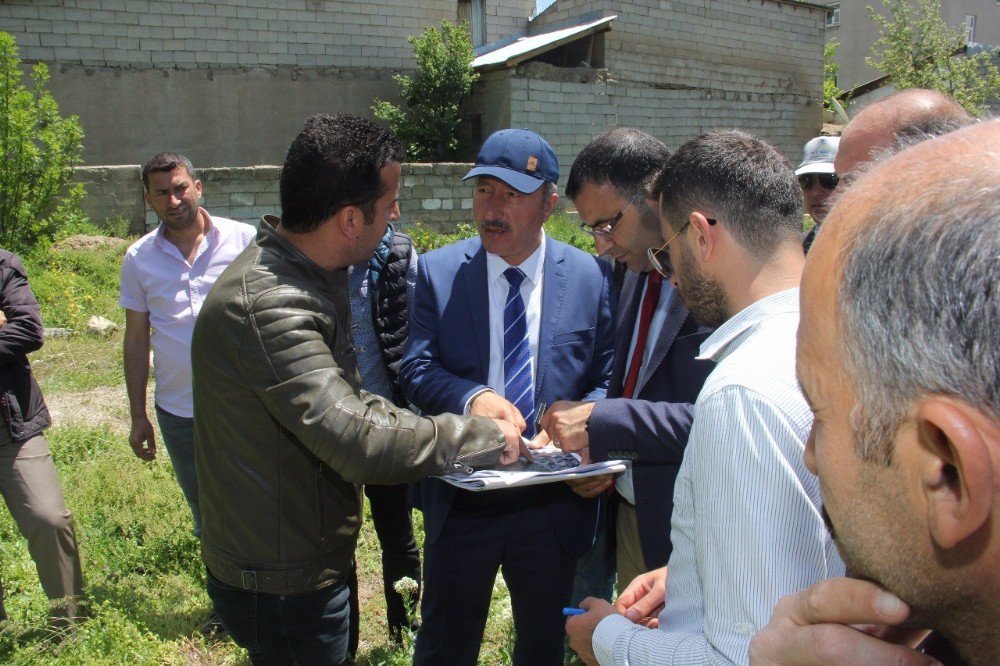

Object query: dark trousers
[413,488,576,666]
[207,572,350,665]
[347,482,421,655]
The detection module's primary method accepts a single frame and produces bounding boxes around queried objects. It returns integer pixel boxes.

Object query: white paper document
[438,444,627,492]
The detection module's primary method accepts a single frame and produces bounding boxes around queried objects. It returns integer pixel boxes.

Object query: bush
[0,32,86,253]
[22,239,127,330]
[406,213,595,256]
[373,21,479,161]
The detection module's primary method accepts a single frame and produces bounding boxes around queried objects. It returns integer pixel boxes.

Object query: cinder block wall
[504,0,825,166]
[72,163,475,235]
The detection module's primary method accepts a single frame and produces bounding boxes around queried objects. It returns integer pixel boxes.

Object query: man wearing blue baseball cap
[401,128,616,665]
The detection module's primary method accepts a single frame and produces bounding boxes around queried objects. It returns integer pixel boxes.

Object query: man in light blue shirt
[565,130,845,665]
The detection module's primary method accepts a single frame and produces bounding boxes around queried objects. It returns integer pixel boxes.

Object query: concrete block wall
[0,0,516,167]
[490,0,826,166]
[0,0,457,70]
[72,163,474,234]
[507,77,818,185]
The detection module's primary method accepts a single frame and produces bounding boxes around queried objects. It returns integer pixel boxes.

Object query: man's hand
[534,400,595,453]
[492,418,532,466]
[471,391,527,433]
[566,597,619,666]
[129,414,157,461]
[749,578,939,665]
[615,567,667,628]
[566,473,616,498]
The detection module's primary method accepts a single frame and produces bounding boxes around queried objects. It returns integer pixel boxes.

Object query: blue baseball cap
[463,128,559,194]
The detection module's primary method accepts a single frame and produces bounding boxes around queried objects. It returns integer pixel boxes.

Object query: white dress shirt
[119,212,256,417]
[616,279,674,504]
[593,288,845,665]
[484,234,545,397]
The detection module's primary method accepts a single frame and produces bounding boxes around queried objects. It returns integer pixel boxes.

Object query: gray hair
[653,129,802,261]
[837,173,1000,464]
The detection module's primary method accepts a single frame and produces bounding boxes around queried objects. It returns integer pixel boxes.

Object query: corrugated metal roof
[472,15,616,71]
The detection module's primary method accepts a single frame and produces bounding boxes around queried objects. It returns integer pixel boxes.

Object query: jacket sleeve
[0,253,44,366]
[580,257,616,403]
[399,253,489,415]
[238,285,505,485]
[587,398,694,464]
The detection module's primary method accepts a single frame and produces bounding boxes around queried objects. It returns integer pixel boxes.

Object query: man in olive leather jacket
[191,114,523,665]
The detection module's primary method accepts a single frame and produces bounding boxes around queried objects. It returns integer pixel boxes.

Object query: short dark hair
[653,129,802,261]
[565,128,671,201]
[142,152,196,190]
[279,114,405,233]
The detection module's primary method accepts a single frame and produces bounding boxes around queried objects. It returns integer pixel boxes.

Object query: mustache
[479,219,511,233]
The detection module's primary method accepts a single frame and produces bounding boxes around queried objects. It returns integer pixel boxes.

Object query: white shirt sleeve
[592,386,842,665]
[118,251,148,312]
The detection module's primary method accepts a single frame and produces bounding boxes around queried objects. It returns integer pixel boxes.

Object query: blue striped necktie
[503,267,535,435]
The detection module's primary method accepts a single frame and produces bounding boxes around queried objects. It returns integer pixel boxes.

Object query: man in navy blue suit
[540,129,715,596]
[401,128,615,665]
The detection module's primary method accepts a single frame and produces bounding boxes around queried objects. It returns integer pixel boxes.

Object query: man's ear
[143,190,152,208]
[334,205,362,239]
[193,179,203,200]
[543,190,559,219]
[688,211,718,262]
[914,397,997,549]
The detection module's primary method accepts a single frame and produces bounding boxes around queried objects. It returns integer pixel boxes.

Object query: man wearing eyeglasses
[796,136,839,254]
[536,129,714,603]
[564,129,845,665]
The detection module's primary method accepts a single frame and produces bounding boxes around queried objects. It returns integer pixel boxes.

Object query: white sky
[536,0,558,14]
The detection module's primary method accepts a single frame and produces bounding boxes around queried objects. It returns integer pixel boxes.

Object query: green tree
[867,0,1000,114]
[373,20,479,161]
[823,39,848,110]
[0,32,86,253]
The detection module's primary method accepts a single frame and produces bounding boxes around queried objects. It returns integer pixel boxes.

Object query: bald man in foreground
[750,119,1000,665]
[834,88,972,181]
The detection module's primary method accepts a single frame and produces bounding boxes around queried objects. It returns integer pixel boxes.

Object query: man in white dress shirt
[565,129,845,665]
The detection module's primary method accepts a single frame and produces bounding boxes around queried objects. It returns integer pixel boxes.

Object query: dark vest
[367,225,414,406]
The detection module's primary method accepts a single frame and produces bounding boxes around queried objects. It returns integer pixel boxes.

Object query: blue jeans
[207,572,350,665]
[155,406,201,535]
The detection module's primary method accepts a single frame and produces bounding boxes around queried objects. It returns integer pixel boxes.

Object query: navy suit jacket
[587,269,715,568]
[400,235,616,557]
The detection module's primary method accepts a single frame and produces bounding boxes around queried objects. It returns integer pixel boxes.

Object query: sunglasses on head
[798,173,839,190]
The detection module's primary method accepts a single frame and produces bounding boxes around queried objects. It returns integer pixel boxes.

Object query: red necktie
[622,271,662,399]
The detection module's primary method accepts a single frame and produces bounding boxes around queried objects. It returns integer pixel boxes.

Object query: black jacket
[368,225,413,406]
[0,250,50,444]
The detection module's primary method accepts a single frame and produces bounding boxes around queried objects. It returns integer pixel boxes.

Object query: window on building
[965,14,976,42]
[826,4,841,28]
[527,32,605,69]
[458,0,486,47]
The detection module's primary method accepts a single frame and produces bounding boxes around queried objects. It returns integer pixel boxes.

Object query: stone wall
[73,163,474,234]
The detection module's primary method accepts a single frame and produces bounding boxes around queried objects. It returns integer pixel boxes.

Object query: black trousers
[348,482,421,655]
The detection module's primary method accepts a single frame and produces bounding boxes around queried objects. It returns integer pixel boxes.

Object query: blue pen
[562,607,586,616]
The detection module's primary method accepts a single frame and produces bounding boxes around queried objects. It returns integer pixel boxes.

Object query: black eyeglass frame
[578,194,641,240]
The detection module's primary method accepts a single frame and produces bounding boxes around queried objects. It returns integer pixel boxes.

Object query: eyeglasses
[646,217,717,278]
[798,173,839,190]
[579,194,640,240]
